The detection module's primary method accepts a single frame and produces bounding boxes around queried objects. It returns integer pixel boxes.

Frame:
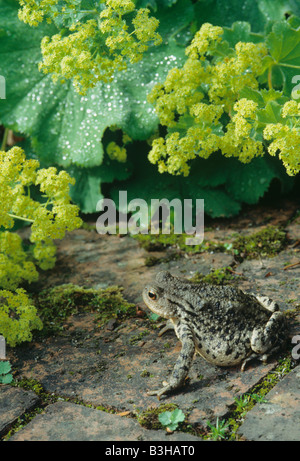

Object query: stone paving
[0,201,299,441]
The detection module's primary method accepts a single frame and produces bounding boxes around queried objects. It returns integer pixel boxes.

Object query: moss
[284,304,300,318]
[140,369,150,377]
[136,403,178,430]
[132,232,230,254]
[33,283,136,336]
[224,355,295,440]
[133,225,287,261]
[3,407,45,441]
[80,222,96,232]
[13,378,51,401]
[232,226,287,260]
[190,266,243,286]
[144,255,161,266]
[129,329,149,345]
[4,377,117,440]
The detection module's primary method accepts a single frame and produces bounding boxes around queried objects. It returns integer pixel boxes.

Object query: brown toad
[143,271,287,398]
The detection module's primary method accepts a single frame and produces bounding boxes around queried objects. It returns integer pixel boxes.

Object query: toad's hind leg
[250,311,287,357]
[241,311,286,372]
[240,295,286,372]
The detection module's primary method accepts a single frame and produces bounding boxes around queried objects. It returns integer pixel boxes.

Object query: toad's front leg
[147,323,195,399]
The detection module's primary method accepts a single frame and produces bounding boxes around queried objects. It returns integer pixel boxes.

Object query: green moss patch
[133,225,287,261]
[190,266,243,285]
[132,232,230,254]
[33,283,136,336]
[225,356,295,440]
[232,226,287,259]
[136,403,178,430]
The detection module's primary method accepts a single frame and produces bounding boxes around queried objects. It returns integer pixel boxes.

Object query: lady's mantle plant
[18,0,162,94]
[0,146,82,346]
[148,21,300,177]
[0,0,299,221]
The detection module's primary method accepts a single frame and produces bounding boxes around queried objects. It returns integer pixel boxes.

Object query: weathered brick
[0,386,40,437]
[238,365,300,441]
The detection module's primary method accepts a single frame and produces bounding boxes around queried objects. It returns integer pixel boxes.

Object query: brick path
[1,204,299,441]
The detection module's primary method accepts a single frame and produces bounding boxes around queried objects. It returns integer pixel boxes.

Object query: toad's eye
[148,291,157,300]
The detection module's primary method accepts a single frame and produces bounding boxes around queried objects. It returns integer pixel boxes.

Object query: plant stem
[7,213,34,223]
[79,9,98,14]
[268,67,273,90]
[1,127,9,152]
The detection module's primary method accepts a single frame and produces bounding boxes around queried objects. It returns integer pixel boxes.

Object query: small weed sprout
[206,417,230,440]
[158,408,185,432]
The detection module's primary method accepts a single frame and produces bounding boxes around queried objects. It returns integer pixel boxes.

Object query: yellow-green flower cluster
[0,146,82,247]
[40,20,102,93]
[19,0,162,94]
[185,23,223,59]
[208,41,267,110]
[18,0,57,26]
[263,100,300,175]
[0,146,82,346]
[0,288,43,347]
[106,142,127,163]
[31,167,82,243]
[0,146,39,228]
[219,98,263,163]
[148,58,206,127]
[147,22,300,176]
[100,1,161,63]
[32,240,57,270]
[281,99,300,118]
[0,232,39,290]
[148,117,222,176]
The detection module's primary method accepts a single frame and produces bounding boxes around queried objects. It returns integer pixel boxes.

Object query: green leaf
[110,150,293,219]
[257,0,293,23]
[158,408,185,430]
[225,156,293,204]
[240,87,288,108]
[0,373,13,384]
[67,156,131,213]
[110,149,241,218]
[0,360,11,375]
[0,0,194,212]
[0,0,190,168]
[151,0,194,43]
[222,21,264,47]
[266,20,300,94]
[170,408,185,423]
[136,0,179,12]
[256,100,284,126]
[239,87,266,107]
[158,411,172,426]
[194,0,267,33]
[195,0,299,33]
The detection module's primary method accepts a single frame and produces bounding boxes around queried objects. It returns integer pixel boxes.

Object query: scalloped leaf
[0,0,193,168]
[266,20,300,94]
